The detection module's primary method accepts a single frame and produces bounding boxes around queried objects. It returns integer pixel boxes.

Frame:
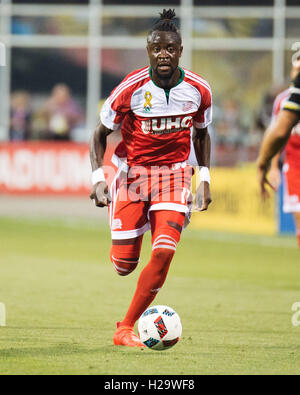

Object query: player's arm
[257,108,299,199]
[89,119,114,207]
[257,69,300,198]
[257,110,299,167]
[193,127,212,211]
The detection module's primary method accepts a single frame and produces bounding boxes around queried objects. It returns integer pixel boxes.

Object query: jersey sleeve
[100,80,132,130]
[193,86,212,129]
[283,72,300,114]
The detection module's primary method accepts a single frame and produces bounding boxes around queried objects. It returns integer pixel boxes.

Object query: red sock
[120,211,185,328]
[120,248,175,327]
[297,230,300,249]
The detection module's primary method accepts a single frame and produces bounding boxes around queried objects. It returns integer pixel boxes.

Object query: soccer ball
[138,305,182,351]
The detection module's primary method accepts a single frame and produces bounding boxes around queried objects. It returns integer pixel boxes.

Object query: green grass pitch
[0,216,300,375]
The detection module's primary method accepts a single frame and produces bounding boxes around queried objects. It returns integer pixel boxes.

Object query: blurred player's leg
[118,210,185,329]
[283,165,300,249]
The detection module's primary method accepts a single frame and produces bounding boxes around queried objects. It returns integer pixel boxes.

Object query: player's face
[147,31,183,80]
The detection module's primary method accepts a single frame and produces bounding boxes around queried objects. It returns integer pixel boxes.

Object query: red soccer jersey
[100,66,212,167]
[273,89,300,169]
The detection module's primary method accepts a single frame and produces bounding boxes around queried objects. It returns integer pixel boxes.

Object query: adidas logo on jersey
[141,116,193,135]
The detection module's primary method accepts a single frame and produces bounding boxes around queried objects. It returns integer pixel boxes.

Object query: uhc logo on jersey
[141,116,193,135]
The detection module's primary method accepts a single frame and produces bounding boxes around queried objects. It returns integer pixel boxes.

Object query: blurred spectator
[254,84,286,131]
[10,91,32,141]
[214,98,246,146]
[30,108,49,140]
[245,83,288,162]
[43,84,83,141]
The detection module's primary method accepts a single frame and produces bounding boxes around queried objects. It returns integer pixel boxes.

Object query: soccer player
[90,9,212,347]
[257,63,300,247]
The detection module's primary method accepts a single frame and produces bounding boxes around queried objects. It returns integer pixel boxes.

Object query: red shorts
[283,163,300,213]
[108,163,193,239]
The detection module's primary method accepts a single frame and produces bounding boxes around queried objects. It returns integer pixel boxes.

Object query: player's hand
[257,162,276,200]
[268,166,281,191]
[90,181,112,207]
[194,181,212,211]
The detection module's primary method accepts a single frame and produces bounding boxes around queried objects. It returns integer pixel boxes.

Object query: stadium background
[1,0,299,235]
[0,0,300,234]
[1,0,300,376]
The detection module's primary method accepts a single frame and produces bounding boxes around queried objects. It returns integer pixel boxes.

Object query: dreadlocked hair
[148,9,181,42]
